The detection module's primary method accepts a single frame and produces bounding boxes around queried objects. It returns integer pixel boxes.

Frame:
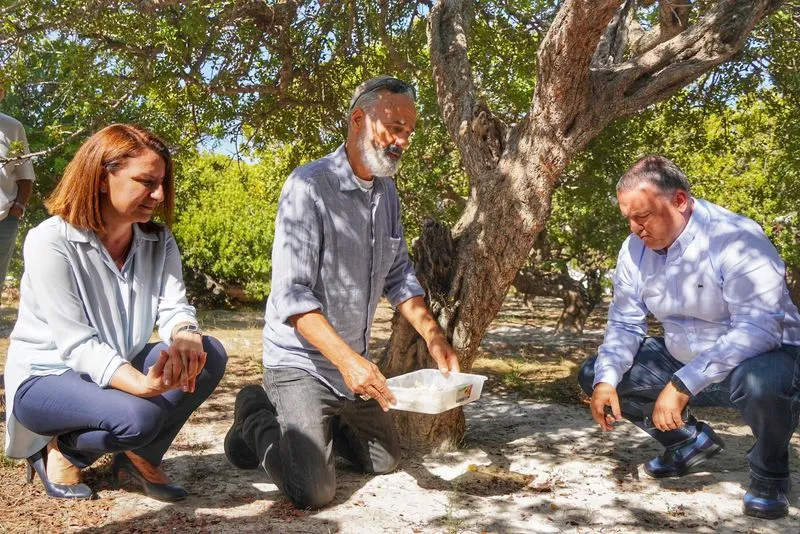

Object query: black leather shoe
[25,448,93,500]
[743,476,790,520]
[644,422,724,478]
[111,453,188,502]
[224,384,269,470]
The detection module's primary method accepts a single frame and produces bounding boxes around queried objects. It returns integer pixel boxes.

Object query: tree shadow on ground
[399,392,800,532]
[33,451,377,533]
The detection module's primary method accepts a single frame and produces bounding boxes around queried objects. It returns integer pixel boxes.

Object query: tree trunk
[380,0,783,450]
[511,268,601,336]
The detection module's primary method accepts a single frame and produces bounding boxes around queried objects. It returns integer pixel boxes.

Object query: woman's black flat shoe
[111,453,188,502]
[25,448,93,500]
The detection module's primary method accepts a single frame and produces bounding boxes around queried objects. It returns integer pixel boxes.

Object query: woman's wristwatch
[172,323,203,341]
[12,200,25,216]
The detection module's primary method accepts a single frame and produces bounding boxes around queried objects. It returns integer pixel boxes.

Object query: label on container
[456,384,473,403]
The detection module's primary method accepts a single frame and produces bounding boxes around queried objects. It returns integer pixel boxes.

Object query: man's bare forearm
[290,310,359,368]
[396,296,446,343]
[14,179,32,205]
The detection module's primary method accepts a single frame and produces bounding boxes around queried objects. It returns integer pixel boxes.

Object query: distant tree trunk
[380,0,784,450]
[511,267,603,336]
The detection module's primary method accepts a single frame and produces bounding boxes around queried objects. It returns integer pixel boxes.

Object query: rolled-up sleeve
[156,230,198,343]
[23,228,126,387]
[674,226,786,395]
[594,239,649,388]
[270,175,325,323]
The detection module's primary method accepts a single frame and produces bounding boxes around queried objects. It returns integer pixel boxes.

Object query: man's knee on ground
[577,356,598,396]
[286,478,337,509]
[369,450,400,475]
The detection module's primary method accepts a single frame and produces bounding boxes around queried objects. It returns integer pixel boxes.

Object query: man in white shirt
[578,155,800,520]
[0,86,35,291]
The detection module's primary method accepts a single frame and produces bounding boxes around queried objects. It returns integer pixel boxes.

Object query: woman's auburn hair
[45,123,174,234]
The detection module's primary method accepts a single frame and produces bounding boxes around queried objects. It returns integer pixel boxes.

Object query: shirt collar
[63,219,159,244]
[63,221,92,243]
[668,197,703,258]
[331,144,361,192]
[133,223,160,242]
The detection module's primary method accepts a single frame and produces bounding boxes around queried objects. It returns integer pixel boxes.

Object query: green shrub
[173,147,295,301]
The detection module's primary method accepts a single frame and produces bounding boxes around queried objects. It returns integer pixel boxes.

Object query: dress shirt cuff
[592,366,623,389]
[99,354,129,388]
[672,366,711,397]
[274,285,324,324]
[159,312,198,345]
[386,281,425,309]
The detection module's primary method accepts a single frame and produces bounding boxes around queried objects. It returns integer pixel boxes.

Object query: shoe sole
[645,443,724,479]
[743,505,789,520]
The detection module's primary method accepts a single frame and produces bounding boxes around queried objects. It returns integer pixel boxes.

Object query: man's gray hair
[355,87,415,114]
[349,75,416,116]
[616,155,691,196]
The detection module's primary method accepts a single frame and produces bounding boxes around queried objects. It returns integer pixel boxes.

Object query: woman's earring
[100,187,107,193]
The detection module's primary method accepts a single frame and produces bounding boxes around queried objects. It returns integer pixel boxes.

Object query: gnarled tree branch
[596,0,784,117]
[628,0,693,56]
[427,1,477,152]
[428,0,507,177]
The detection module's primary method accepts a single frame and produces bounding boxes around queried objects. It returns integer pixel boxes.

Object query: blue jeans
[13,336,227,467]
[578,337,800,480]
[241,367,400,509]
[0,214,20,291]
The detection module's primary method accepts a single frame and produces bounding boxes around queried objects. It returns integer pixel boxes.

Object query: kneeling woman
[3,124,227,501]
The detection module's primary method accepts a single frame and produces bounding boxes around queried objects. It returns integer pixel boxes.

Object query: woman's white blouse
[3,216,197,458]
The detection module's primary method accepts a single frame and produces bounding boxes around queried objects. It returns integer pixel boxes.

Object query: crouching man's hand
[591,382,622,431]
[652,381,690,431]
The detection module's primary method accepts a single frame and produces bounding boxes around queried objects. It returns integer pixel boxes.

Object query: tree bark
[380,0,785,449]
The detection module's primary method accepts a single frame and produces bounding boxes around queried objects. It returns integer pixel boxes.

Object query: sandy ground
[1,296,798,533]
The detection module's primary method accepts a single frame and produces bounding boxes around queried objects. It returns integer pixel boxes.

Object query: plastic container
[386,369,488,414]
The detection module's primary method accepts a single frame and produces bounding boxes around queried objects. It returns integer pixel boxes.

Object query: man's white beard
[359,129,401,177]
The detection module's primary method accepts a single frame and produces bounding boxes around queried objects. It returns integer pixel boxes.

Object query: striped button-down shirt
[262,145,424,398]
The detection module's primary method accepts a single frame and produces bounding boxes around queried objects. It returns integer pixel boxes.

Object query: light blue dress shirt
[262,145,424,398]
[4,216,197,458]
[594,198,800,395]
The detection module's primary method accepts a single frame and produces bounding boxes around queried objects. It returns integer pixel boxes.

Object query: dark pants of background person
[14,337,227,468]
[240,367,400,509]
[0,214,19,293]
[578,337,800,483]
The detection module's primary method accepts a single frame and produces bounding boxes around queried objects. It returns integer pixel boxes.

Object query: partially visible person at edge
[0,86,35,294]
[223,75,460,509]
[3,124,228,501]
[578,155,800,520]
